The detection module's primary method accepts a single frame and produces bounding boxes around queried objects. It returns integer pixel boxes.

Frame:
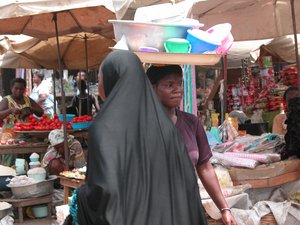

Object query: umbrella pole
[53,13,69,170]
[290,0,300,92]
[84,34,91,116]
[53,72,56,114]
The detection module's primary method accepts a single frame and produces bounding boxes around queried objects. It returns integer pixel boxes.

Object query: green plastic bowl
[32,204,48,218]
[164,38,191,53]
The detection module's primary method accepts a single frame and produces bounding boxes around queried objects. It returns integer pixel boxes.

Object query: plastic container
[29,162,41,169]
[32,204,48,218]
[30,158,39,162]
[164,38,191,53]
[28,173,46,182]
[139,47,159,52]
[0,202,12,220]
[187,29,221,53]
[58,114,75,122]
[71,121,93,130]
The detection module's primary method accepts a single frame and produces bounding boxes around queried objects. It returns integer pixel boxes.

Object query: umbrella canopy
[0,35,41,68]
[0,33,115,69]
[191,0,300,41]
[0,0,116,40]
[22,33,115,69]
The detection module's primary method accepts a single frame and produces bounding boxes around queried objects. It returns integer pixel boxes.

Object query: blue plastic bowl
[71,121,93,130]
[58,114,75,122]
[187,29,221,54]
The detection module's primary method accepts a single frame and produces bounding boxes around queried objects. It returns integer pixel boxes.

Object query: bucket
[164,38,191,53]
[187,29,220,53]
[32,204,48,218]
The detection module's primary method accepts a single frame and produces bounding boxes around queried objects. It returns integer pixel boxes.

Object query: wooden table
[2,195,52,223]
[14,129,88,139]
[59,176,85,204]
[229,159,300,189]
[0,143,48,155]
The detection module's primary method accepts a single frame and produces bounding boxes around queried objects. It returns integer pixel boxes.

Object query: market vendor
[147,65,237,225]
[41,129,86,176]
[0,78,43,166]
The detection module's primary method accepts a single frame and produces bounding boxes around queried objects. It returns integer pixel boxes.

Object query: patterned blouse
[3,95,31,128]
[41,136,86,169]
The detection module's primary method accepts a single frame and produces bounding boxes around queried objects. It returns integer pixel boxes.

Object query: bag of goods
[8,175,36,187]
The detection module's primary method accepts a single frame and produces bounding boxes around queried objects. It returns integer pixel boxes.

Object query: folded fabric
[224,152,281,164]
[212,152,259,168]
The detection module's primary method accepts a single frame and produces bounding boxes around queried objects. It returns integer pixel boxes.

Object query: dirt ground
[14,217,56,225]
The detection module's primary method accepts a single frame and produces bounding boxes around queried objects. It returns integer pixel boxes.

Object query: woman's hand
[221,210,237,225]
[11,107,21,115]
[20,107,31,119]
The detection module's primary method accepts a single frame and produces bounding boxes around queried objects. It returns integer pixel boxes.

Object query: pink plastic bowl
[216,32,234,54]
[206,23,233,54]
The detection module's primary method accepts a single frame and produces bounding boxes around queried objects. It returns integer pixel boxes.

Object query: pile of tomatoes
[14,114,72,131]
[71,115,93,123]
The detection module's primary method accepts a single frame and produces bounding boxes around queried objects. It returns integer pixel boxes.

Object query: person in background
[147,65,237,225]
[65,50,206,225]
[41,129,86,175]
[30,71,54,118]
[0,78,43,166]
[272,87,298,135]
[70,81,99,116]
[73,71,87,93]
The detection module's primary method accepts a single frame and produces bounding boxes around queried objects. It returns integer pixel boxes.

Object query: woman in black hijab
[73,50,207,225]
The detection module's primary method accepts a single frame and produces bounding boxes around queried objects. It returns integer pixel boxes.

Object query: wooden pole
[290,0,300,92]
[53,13,69,170]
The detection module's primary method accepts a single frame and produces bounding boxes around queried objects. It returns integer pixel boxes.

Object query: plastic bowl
[7,175,56,199]
[30,157,39,162]
[28,173,46,182]
[205,23,233,54]
[164,38,191,53]
[216,32,234,54]
[32,204,48,218]
[187,29,221,54]
[71,121,93,130]
[58,114,75,122]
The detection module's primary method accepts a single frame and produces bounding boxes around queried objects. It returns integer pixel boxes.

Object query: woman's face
[153,74,183,109]
[98,70,106,101]
[54,142,64,155]
[32,74,41,84]
[11,82,26,99]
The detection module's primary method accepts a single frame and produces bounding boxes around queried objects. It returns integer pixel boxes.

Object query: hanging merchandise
[279,65,298,87]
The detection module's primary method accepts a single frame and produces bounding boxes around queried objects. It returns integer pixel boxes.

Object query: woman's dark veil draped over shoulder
[76,50,206,225]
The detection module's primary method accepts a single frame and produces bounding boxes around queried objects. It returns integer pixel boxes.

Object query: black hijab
[76,50,206,225]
